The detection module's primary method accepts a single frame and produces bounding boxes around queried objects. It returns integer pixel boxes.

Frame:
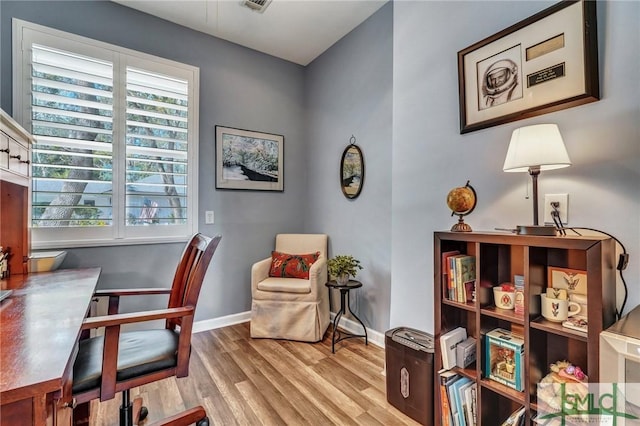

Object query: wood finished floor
[89,322,421,426]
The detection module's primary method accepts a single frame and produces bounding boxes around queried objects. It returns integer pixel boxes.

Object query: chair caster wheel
[139,406,148,421]
[196,417,209,426]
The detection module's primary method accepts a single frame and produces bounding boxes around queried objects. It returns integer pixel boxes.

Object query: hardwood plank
[235,380,287,426]
[361,387,423,426]
[355,411,386,426]
[234,339,334,425]
[279,339,327,366]
[193,347,262,425]
[90,322,422,426]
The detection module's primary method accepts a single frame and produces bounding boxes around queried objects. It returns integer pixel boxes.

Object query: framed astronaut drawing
[457,0,599,134]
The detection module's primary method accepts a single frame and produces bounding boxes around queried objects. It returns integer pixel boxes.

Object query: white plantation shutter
[14,20,199,247]
[31,44,114,227]
[125,68,188,226]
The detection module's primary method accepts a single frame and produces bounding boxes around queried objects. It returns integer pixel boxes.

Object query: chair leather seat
[72,329,179,394]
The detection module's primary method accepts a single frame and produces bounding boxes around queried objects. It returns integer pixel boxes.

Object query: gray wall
[391,1,640,332]
[305,3,393,332]
[0,1,308,320]
[1,0,638,336]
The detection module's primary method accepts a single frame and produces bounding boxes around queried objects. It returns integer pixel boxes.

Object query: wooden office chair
[71,233,222,426]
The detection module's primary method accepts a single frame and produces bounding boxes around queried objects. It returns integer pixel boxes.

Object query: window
[13,20,199,247]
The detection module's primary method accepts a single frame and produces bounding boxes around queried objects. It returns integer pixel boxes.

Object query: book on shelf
[445,254,476,303]
[455,255,476,303]
[485,328,525,392]
[450,376,472,426]
[464,382,477,426]
[500,406,525,426]
[457,379,474,426]
[456,336,477,369]
[442,250,460,300]
[448,254,462,301]
[438,369,459,426]
[440,327,467,370]
[562,316,588,333]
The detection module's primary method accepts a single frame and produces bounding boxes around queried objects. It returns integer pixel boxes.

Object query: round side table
[325,279,368,353]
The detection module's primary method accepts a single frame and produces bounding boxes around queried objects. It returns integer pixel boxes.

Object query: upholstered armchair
[250,234,329,342]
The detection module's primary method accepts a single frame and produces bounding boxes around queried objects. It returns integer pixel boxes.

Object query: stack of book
[438,369,477,426]
[441,251,476,303]
[501,407,525,425]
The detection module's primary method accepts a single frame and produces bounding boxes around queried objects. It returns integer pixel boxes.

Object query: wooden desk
[1,268,101,426]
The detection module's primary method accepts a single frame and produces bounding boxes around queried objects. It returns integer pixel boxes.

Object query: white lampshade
[503,124,571,172]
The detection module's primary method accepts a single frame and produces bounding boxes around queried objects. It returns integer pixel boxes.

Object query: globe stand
[447,181,477,233]
[451,215,472,232]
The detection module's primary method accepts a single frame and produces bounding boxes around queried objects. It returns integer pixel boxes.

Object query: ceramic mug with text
[540,293,581,322]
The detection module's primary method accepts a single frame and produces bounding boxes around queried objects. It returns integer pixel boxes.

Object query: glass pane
[30,44,114,228]
[125,67,188,227]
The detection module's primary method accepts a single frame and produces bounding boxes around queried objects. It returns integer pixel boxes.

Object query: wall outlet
[205,210,215,224]
[543,194,568,225]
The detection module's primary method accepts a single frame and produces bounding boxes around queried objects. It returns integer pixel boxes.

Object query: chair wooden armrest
[94,288,172,297]
[94,288,172,315]
[81,306,194,330]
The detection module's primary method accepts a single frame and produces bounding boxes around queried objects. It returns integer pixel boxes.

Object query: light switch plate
[205,210,215,224]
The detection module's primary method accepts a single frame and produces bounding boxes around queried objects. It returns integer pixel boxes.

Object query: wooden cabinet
[434,231,617,425]
[1,109,32,185]
[1,109,34,276]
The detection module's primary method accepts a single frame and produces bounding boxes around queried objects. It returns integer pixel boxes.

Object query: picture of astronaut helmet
[482,59,519,106]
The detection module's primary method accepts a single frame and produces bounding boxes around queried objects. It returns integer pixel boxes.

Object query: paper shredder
[385,327,434,425]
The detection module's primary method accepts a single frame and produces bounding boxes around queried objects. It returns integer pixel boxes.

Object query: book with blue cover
[450,376,472,426]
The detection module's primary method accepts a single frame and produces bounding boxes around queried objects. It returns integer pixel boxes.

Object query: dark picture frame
[215,125,284,191]
[458,0,599,134]
[340,142,364,199]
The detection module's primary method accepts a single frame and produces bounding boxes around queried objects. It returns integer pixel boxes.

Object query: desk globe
[447,180,477,232]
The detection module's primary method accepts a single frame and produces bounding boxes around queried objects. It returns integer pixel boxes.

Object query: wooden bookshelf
[434,231,617,425]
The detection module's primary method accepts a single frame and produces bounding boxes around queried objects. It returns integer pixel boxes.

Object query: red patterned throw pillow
[269,251,320,279]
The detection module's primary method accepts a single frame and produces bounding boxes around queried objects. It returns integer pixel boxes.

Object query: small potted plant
[328,255,363,285]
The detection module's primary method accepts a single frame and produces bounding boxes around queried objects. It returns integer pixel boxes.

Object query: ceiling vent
[242,0,272,13]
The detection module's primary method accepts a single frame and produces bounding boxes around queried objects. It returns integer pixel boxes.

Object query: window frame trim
[12,18,199,248]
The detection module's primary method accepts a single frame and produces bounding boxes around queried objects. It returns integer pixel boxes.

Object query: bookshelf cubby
[434,231,617,425]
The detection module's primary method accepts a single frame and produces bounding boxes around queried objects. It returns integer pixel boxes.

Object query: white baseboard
[193,311,251,333]
[193,310,385,349]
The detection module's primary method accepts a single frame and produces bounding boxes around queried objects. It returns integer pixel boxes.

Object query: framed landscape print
[458,0,599,133]
[215,126,284,191]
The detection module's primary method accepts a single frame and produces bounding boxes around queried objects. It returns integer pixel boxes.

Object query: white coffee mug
[541,293,581,322]
[569,293,588,318]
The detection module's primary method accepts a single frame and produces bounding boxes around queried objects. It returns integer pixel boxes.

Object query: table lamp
[503,124,571,234]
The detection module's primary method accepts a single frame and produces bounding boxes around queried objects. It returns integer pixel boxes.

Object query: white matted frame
[548,266,588,295]
[215,126,284,191]
[458,0,599,134]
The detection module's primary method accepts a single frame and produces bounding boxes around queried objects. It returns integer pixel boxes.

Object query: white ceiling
[112,0,387,66]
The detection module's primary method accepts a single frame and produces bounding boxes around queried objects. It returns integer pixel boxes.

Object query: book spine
[440,374,453,426]
[449,257,457,301]
[455,257,464,302]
